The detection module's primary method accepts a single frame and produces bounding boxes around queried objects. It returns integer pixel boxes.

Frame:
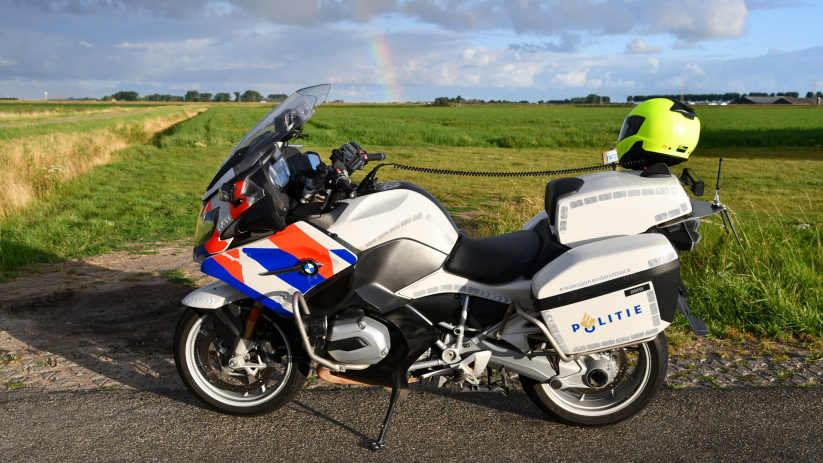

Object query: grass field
[0,103,820,342]
[0,105,206,215]
[0,102,166,124]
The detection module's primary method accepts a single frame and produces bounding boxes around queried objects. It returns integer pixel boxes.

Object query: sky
[1,0,821,102]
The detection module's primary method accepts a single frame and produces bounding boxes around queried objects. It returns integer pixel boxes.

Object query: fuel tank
[547,170,692,247]
[327,183,459,254]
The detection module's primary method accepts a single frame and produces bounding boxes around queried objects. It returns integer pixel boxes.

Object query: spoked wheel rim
[542,343,652,417]
[185,313,293,407]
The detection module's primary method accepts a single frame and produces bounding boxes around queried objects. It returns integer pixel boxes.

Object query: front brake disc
[198,330,273,393]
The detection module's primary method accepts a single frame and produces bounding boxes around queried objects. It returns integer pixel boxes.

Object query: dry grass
[0,106,134,121]
[0,107,205,216]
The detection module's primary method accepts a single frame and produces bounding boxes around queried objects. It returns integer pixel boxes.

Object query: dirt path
[0,243,821,394]
[0,108,161,128]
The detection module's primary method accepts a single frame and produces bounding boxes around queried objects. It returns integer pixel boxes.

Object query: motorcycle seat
[444,219,567,285]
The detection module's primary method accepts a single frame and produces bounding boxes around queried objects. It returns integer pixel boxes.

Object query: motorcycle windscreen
[206,84,331,192]
[200,221,357,317]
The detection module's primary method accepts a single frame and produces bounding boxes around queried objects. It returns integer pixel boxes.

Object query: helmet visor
[618,115,645,142]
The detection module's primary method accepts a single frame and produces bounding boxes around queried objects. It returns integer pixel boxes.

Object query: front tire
[521,332,668,426]
[173,307,309,416]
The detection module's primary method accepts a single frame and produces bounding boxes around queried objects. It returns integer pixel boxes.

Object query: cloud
[78,40,95,48]
[509,32,584,54]
[18,0,751,42]
[686,64,706,75]
[626,38,661,54]
[673,40,698,50]
[552,68,591,87]
[767,48,782,54]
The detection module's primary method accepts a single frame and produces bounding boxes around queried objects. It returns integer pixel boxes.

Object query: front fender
[182,281,246,309]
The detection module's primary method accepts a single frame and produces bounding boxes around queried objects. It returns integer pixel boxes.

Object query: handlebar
[366,152,386,163]
[333,171,357,199]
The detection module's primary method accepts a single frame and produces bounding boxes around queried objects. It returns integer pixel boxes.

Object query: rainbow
[367,34,402,103]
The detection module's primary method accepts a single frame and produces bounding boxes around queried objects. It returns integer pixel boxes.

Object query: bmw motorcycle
[174,84,728,450]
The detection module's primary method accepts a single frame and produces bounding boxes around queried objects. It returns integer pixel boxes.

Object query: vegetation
[0,104,820,342]
[0,105,206,215]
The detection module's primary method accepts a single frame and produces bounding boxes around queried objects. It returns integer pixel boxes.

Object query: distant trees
[807,91,823,98]
[111,91,139,101]
[242,90,262,102]
[547,94,609,104]
[267,94,287,101]
[102,90,256,102]
[746,92,799,98]
[144,94,183,102]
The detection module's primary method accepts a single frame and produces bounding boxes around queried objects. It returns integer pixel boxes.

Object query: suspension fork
[242,303,263,340]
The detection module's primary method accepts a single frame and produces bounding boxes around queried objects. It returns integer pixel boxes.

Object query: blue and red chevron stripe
[200,222,357,317]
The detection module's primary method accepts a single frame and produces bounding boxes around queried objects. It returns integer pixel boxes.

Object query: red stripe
[269,225,334,279]
[212,249,244,284]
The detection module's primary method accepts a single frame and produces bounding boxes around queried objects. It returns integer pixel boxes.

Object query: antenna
[598,87,605,105]
[679,83,686,102]
[812,78,821,97]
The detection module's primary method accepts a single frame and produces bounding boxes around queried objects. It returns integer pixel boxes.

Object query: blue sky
[1,0,821,102]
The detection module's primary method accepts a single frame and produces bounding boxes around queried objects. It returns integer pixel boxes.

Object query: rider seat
[444,218,568,285]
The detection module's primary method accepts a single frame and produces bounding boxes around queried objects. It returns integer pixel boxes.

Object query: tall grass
[0,107,205,216]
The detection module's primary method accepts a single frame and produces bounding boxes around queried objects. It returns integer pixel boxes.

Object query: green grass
[0,104,821,342]
[6,381,25,389]
[0,105,196,140]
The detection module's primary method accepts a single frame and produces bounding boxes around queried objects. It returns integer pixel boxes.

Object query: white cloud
[686,64,706,75]
[626,38,661,54]
[673,40,698,50]
[21,0,751,42]
[767,48,782,55]
[78,40,95,48]
[0,58,15,66]
[553,68,590,87]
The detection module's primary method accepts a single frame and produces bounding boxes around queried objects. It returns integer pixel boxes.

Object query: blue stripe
[331,248,357,265]
[242,247,326,294]
[200,257,292,318]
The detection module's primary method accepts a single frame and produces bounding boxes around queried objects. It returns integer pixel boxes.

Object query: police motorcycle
[174,85,731,450]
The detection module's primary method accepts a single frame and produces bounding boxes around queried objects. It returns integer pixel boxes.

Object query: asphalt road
[2,387,821,461]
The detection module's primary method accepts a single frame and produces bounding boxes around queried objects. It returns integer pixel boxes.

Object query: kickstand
[368,387,402,451]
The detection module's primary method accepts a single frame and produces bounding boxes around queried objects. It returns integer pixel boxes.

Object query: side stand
[368,387,402,451]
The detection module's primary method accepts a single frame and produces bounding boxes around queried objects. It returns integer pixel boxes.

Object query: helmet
[616,98,700,170]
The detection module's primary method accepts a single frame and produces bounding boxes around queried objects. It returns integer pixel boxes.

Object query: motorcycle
[174,84,730,450]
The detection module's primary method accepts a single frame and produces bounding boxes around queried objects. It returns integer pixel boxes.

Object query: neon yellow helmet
[616,98,700,170]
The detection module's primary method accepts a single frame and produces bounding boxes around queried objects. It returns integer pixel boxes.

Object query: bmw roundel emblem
[301,259,321,276]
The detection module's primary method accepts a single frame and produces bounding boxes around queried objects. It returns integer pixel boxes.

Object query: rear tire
[521,332,668,426]
[173,307,309,416]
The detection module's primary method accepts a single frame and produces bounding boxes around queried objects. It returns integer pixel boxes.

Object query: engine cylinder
[326,316,390,365]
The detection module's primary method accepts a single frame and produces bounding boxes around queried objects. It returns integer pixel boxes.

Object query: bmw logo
[301,260,321,276]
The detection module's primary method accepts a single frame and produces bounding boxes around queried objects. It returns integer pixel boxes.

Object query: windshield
[206,84,330,190]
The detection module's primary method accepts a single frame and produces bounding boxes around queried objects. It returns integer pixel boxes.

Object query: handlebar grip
[366,152,386,162]
[336,175,357,199]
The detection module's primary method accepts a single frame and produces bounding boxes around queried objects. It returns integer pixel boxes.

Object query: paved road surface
[2,387,821,461]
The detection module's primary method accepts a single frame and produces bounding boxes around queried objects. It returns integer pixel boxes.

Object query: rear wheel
[521,332,668,426]
[173,307,309,415]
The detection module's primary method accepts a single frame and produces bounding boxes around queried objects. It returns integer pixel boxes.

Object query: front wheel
[521,332,668,426]
[173,307,309,415]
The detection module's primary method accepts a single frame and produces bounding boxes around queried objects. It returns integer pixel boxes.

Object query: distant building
[730,96,781,104]
[731,95,820,105]
[774,97,819,105]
